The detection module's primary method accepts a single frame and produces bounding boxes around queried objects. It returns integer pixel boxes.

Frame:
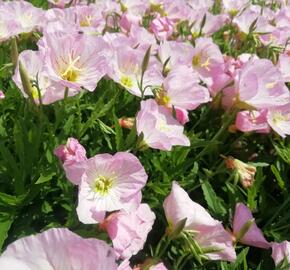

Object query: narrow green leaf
[271,165,285,191]
[35,172,56,185]
[201,180,227,217]
[113,114,124,151]
[0,216,13,251]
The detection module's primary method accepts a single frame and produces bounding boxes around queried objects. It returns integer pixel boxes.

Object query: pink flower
[190,37,225,85]
[278,52,290,82]
[119,1,147,32]
[74,4,105,32]
[41,32,110,91]
[232,203,270,249]
[0,19,20,43]
[160,65,210,111]
[233,6,274,35]
[163,182,236,262]
[54,138,87,185]
[267,104,290,138]
[0,228,117,270]
[129,24,158,51]
[13,50,75,105]
[119,12,140,32]
[222,0,249,15]
[236,59,290,109]
[190,11,227,37]
[54,138,87,164]
[235,110,270,134]
[150,16,174,41]
[271,241,290,267]
[104,204,155,259]
[77,152,147,224]
[174,107,189,125]
[158,40,193,72]
[136,99,190,151]
[186,0,214,12]
[0,90,5,100]
[0,1,45,34]
[108,45,163,97]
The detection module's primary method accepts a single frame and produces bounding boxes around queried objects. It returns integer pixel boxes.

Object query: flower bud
[225,157,256,188]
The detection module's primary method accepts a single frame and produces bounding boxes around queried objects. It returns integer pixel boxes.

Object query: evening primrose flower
[136,99,190,151]
[150,16,174,41]
[159,65,210,111]
[267,104,290,138]
[0,228,118,270]
[235,59,290,110]
[103,204,156,259]
[54,138,88,185]
[12,50,74,104]
[77,152,147,224]
[232,203,270,249]
[235,110,270,134]
[0,19,20,43]
[271,241,290,268]
[0,1,45,34]
[108,45,163,97]
[41,32,110,91]
[189,37,225,85]
[278,52,290,82]
[163,182,236,262]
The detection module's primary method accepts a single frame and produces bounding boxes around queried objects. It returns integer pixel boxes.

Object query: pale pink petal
[233,203,270,249]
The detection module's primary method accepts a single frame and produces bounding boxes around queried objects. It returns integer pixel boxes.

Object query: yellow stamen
[265,82,276,89]
[93,175,114,196]
[120,75,133,88]
[80,15,93,27]
[201,58,211,71]
[60,55,82,82]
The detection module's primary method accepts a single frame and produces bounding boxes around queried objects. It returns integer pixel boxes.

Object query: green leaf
[273,143,290,165]
[201,180,227,217]
[0,216,13,251]
[35,172,56,185]
[271,165,285,191]
[0,192,26,206]
[169,218,187,239]
[97,119,115,135]
[113,114,124,151]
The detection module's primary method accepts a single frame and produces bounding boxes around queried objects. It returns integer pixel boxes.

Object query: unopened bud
[224,156,256,188]
[118,117,135,129]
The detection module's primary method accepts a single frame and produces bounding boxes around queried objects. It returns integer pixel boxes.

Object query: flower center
[80,15,93,27]
[120,76,133,88]
[157,118,170,132]
[156,89,171,106]
[60,55,82,82]
[265,81,276,89]
[192,54,211,70]
[93,176,114,195]
[272,112,288,124]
